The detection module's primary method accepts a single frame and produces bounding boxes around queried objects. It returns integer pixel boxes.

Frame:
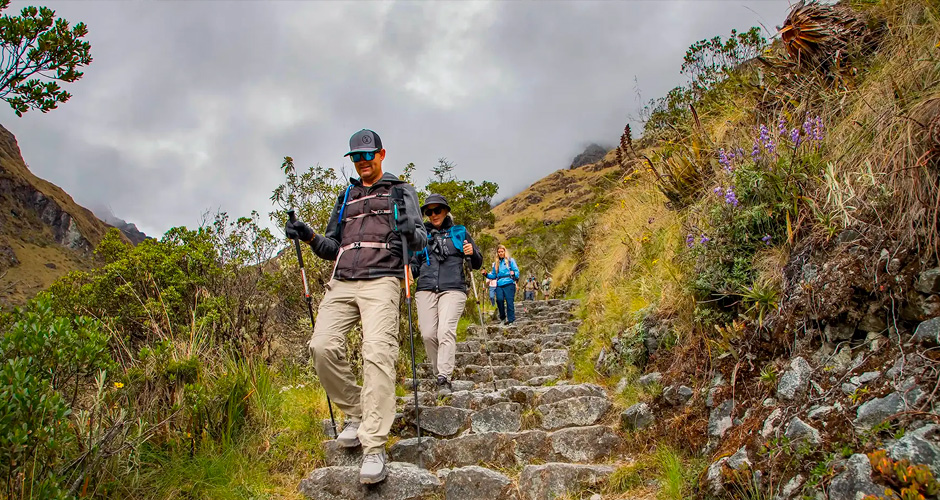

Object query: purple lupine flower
[723,186,739,207]
[813,116,824,142]
[752,141,760,160]
[759,124,776,155]
[777,116,787,136]
[714,186,723,194]
[761,234,772,245]
[700,234,710,244]
[802,119,813,138]
[686,233,694,247]
[718,148,732,172]
[790,128,801,147]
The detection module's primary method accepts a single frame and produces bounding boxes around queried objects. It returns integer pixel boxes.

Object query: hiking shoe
[436,375,452,397]
[335,420,361,448]
[359,450,388,484]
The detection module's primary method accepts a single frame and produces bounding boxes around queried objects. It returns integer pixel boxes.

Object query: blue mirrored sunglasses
[349,151,377,162]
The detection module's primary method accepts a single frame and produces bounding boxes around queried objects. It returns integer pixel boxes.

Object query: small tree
[0,0,92,116]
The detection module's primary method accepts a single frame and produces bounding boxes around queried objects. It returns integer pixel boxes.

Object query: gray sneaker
[359,450,388,484]
[335,420,361,448]
[436,375,452,397]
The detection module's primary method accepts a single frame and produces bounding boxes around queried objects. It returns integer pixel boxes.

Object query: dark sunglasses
[424,207,446,217]
[349,151,377,162]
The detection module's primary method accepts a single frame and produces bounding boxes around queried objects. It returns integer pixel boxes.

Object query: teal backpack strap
[449,225,467,253]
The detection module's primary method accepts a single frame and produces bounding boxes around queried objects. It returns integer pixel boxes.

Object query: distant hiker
[482,244,520,324]
[487,277,498,307]
[541,275,553,300]
[524,276,538,301]
[284,129,426,485]
[411,194,483,397]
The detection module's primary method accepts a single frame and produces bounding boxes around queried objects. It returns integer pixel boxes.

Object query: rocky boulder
[298,463,442,500]
[620,403,654,431]
[784,417,822,446]
[887,424,940,476]
[913,317,940,346]
[828,454,885,500]
[471,402,522,433]
[662,385,693,406]
[855,387,924,429]
[915,267,940,294]
[537,396,610,430]
[518,463,615,500]
[777,357,813,401]
[709,400,735,439]
[443,466,516,500]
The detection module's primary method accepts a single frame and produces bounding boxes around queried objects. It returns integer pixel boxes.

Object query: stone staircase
[299,299,625,500]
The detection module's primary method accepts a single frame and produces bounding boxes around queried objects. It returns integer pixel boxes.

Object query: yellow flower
[114,382,124,389]
[652,259,659,265]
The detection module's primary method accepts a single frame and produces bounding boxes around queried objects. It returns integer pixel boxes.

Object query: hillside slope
[490,148,622,239]
[0,124,116,306]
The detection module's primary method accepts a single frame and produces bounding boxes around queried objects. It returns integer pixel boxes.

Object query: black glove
[395,204,415,237]
[285,220,314,241]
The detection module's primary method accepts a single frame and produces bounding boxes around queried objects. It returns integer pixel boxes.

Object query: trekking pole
[287,210,337,439]
[394,205,422,451]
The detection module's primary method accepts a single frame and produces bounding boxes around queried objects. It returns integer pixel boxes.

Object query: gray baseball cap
[344,129,383,156]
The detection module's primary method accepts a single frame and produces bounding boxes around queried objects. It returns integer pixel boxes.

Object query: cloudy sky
[6,0,792,236]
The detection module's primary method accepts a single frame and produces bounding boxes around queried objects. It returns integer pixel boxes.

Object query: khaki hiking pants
[415,290,466,380]
[308,277,400,455]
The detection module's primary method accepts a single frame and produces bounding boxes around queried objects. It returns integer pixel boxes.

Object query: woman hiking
[411,194,483,397]
[482,244,520,324]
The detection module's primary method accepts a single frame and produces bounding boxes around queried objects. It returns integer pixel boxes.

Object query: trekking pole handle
[287,209,311,301]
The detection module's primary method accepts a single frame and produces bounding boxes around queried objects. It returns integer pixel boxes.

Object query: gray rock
[709,400,735,438]
[762,398,777,407]
[855,388,924,429]
[389,437,437,466]
[915,267,940,294]
[322,419,338,439]
[828,454,885,500]
[774,474,804,500]
[777,357,813,401]
[538,384,606,405]
[323,440,364,467]
[807,406,835,421]
[663,385,694,406]
[825,323,856,342]
[858,312,887,333]
[518,463,615,500]
[706,447,751,495]
[761,408,783,438]
[913,317,940,346]
[298,463,442,500]
[842,383,859,395]
[444,466,516,500]
[413,406,471,437]
[620,403,654,431]
[471,402,522,434]
[849,371,881,385]
[866,332,888,352]
[887,424,940,476]
[550,425,622,462]
[539,349,569,365]
[537,396,610,430]
[638,372,663,387]
[784,417,822,445]
[901,294,940,321]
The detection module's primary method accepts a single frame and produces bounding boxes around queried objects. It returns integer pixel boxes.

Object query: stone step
[458,363,569,383]
[325,425,623,469]
[417,350,570,378]
[297,461,614,500]
[455,335,574,355]
[393,391,612,437]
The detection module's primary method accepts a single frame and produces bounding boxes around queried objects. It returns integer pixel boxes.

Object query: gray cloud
[5,0,791,236]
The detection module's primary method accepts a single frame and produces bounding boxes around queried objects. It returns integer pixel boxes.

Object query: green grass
[456,315,473,342]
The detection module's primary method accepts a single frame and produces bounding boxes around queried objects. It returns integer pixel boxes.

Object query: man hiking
[284,129,426,485]
[523,276,538,301]
[411,194,483,397]
[482,244,520,324]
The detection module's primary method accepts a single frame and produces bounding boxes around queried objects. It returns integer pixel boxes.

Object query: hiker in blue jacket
[410,194,483,396]
[482,244,520,324]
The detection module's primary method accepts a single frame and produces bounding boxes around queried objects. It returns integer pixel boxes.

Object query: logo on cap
[361,135,372,144]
